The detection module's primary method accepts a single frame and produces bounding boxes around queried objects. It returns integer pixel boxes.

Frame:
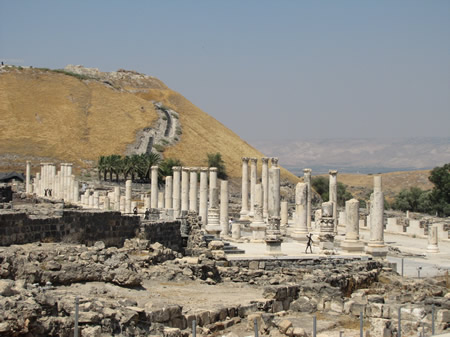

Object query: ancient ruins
[0,158,449,337]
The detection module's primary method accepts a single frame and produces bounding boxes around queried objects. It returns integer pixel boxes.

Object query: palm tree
[159,158,183,178]
[109,154,123,182]
[97,156,107,181]
[142,152,161,182]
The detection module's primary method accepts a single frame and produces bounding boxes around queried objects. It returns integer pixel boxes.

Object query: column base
[265,240,285,256]
[426,244,439,253]
[239,210,250,221]
[341,239,365,253]
[365,243,388,258]
[250,223,266,240]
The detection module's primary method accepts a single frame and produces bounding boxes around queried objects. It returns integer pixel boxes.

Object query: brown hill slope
[0,66,298,181]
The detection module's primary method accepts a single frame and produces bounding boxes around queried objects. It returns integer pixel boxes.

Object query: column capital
[329,169,338,176]
[172,166,182,172]
[182,167,190,172]
[249,157,258,164]
[190,167,199,172]
[261,157,270,164]
[199,167,209,172]
[242,157,249,163]
[303,168,312,174]
[151,165,159,170]
[209,167,218,172]
[271,157,279,166]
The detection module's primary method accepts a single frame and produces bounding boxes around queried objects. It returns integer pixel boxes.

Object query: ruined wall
[0,211,140,247]
[0,186,12,203]
[140,221,182,252]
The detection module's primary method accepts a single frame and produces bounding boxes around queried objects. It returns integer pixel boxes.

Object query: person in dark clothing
[133,206,138,215]
[305,233,313,254]
[144,208,150,220]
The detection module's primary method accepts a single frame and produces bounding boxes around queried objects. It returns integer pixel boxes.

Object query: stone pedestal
[426,225,439,253]
[265,217,285,256]
[366,176,387,258]
[199,168,208,225]
[232,223,241,239]
[151,166,159,209]
[239,158,250,220]
[292,182,309,241]
[189,168,198,212]
[181,167,190,211]
[250,184,266,241]
[341,199,364,253]
[220,180,229,237]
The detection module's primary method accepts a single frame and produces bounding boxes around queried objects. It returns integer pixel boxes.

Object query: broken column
[189,168,198,212]
[199,167,208,225]
[25,161,31,194]
[125,180,132,214]
[426,225,439,253]
[265,216,284,256]
[239,157,249,220]
[261,157,270,218]
[292,182,309,241]
[341,199,364,253]
[366,176,387,257]
[206,187,220,235]
[319,201,335,252]
[329,170,338,234]
[249,157,257,217]
[303,168,312,231]
[268,164,280,217]
[181,167,190,212]
[164,176,173,210]
[250,183,266,241]
[151,166,159,208]
[172,166,181,218]
[220,180,229,237]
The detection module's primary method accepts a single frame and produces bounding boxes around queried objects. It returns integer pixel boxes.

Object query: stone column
[232,223,241,239]
[292,182,308,241]
[93,191,99,208]
[341,199,364,253]
[120,196,126,213]
[25,161,31,194]
[144,196,151,210]
[83,190,89,206]
[329,170,338,233]
[164,176,173,209]
[366,176,387,257]
[280,201,288,226]
[114,186,120,211]
[303,168,312,231]
[209,167,218,206]
[249,158,257,217]
[239,157,250,220]
[68,175,74,202]
[65,164,73,201]
[49,164,56,196]
[104,196,110,210]
[150,166,159,208]
[268,166,280,217]
[199,168,209,225]
[125,180,132,214]
[157,191,164,209]
[220,180,229,237]
[73,180,79,203]
[189,168,198,212]
[261,157,270,218]
[426,225,439,253]
[172,167,181,218]
[40,163,45,196]
[181,167,190,211]
[250,183,266,240]
[206,187,220,235]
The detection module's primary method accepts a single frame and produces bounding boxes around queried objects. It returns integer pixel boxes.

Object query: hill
[0,65,298,182]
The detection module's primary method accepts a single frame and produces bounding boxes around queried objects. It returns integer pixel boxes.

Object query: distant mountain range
[250,137,450,175]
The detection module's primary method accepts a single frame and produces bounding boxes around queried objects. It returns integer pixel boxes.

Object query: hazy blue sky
[1,1,449,142]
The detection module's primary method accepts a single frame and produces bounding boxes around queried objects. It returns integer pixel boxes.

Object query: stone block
[249,261,259,270]
[330,299,344,313]
[238,303,257,317]
[195,310,210,326]
[437,309,449,324]
[272,301,284,313]
[278,319,292,334]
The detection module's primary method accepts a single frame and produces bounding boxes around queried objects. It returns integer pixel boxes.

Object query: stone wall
[0,186,12,203]
[140,221,182,252]
[0,210,140,247]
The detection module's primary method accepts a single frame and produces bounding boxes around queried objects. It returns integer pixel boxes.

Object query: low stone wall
[140,221,183,252]
[0,210,140,247]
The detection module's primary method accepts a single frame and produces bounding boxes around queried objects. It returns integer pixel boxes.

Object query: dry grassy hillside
[0,66,299,182]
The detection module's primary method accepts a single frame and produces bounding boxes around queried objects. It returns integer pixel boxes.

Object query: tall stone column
[206,187,220,235]
[120,196,126,213]
[150,166,159,208]
[292,182,308,241]
[125,179,132,214]
[114,186,120,211]
[93,191,99,208]
[68,174,74,202]
[65,164,73,201]
[40,163,45,196]
[239,157,249,220]
[366,176,387,257]
[220,180,229,237]
[209,167,218,206]
[35,173,41,196]
[199,168,208,225]
[181,167,190,211]
[189,168,198,212]
[329,170,338,233]
[250,183,266,240]
[261,157,270,218]
[249,158,257,217]
[73,180,79,203]
[303,168,312,231]
[164,176,173,209]
[158,191,165,209]
[268,166,280,217]
[341,199,364,253]
[25,161,31,194]
[49,164,56,196]
[172,167,182,218]
[280,201,288,226]
[144,196,151,210]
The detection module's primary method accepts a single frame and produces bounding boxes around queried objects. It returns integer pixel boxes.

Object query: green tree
[311,176,352,206]
[97,155,107,181]
[159,158,183,178]
[108,154,123,182]
[337,182,353,207]
[206,152,227,179]
[392,187,425,212]
[141,152,161,181]
[429,163,450,216]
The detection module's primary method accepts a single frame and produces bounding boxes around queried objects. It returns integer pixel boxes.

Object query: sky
[1,1,449,142]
